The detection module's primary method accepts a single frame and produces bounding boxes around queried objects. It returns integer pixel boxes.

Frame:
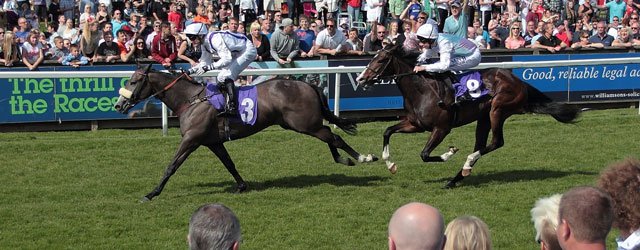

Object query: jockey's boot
[452,93,473,108]
[225,79,238,116]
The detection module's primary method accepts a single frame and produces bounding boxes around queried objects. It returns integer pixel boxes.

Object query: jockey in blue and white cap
[185,21,257,116]
[413,23,481,74]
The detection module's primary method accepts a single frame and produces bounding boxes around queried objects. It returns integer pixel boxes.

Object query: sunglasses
[418,37,435,44]
[418,16,426,19]
[633,17,639,19]
[137,42,144,44]
[326,24,335,27]
[512,27,520,30]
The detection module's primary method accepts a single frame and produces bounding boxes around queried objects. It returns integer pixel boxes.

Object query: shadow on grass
[425,169,597,187]
[192,174,390,194]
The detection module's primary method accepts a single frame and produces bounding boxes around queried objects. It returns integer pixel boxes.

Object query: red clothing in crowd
[168,11,183,32]
[151,35,177,64]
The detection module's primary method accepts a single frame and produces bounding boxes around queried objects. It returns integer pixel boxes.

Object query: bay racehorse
[114,65,378,201]
[356,43,579,188]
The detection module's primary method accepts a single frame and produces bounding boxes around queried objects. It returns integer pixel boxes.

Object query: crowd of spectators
[2,0,640,70]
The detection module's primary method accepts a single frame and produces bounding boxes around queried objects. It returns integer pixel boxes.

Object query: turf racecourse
[1,109,638,249]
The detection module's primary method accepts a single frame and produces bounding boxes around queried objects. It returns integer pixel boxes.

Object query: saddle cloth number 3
[240,98,255,123]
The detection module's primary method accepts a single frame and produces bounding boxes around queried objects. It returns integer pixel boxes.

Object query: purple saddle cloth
[205,82,258,125]
[452,71,489,100]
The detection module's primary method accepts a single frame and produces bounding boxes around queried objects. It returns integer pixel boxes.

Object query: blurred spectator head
[596,21,607,35]
[274,11,282,23]
[113,10,122,20]
[18,17,29,31]
[375,24,387,40]
[388,202,445,250]
[325,19,337,35]
[299,16,310,29]
[102,22,113,33]
[612,16,621,28]
[531,194,562,250]
[188,203,241,250]
[630,14,640,25]
[631,22,640,35]
[444,215,492,250]
[102,32,113,44]
[280,18,294,34]
[557,187,613,248]
[69,44,80,56]
[62,38,71,48]
[450,0,462,16]
[228,17,239,33]
[597,158,640,240]
[250,22,261,37]
[536,21,546,34]
[134,37,147,50]
[417,12,428,25]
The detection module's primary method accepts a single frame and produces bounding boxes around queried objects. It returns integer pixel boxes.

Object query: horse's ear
[144,64,152,74]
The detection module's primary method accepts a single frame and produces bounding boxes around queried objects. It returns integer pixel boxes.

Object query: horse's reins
[371,50,443,99]
[148,72,189,99]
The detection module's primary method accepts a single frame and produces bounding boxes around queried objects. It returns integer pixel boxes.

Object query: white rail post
[162,103,168,136]
[333,66,344,120]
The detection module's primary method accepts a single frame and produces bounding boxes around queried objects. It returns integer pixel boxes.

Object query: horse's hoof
[235,184,247,193]
[449,146,459,153]
[387,162,397,174]
[462,169,472,176]
[371,155,379,162]
[443,181,456,189]
[139,196,151,203]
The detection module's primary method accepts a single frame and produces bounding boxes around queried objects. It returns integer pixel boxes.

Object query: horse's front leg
[142,137,200,202]
[382,119,424,174]
[420,127,457,162]
[207,144,247,193]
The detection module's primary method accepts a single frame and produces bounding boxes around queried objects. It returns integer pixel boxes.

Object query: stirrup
[217,108,237,117]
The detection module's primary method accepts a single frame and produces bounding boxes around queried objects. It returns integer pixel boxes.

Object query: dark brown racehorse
[114,65,378,201]
[356,43,579,188]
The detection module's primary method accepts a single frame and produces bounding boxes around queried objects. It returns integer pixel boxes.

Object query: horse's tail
[525,84,580,123]
[311,85,358,135]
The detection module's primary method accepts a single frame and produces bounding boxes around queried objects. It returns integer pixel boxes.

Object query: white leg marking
[463,151,482,170]
[440,147,459,161]
[358,154,374,163]
[382,145,390,161]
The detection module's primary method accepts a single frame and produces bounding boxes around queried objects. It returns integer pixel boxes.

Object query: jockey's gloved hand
[417,52,430,64]
[187,65,211,76]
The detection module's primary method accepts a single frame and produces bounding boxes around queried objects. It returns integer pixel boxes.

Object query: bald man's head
[388,202,445,250]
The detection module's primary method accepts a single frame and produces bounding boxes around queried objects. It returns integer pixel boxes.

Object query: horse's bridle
[364,48,415,82]
[123,70,188,104]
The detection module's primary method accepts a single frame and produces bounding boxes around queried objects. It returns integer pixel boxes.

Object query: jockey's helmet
[184,23,208,41]
[416,23,438,45]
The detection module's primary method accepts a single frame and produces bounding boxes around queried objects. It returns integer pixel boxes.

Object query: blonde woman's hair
[444,216,492,250]
[4,31,15,63]
[250,21,261,32]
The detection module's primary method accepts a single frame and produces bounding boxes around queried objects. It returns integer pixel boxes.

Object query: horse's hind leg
[142,139,200,202]
[207,144,247,193]
[312,125,378,166]
[382,119,424,173]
